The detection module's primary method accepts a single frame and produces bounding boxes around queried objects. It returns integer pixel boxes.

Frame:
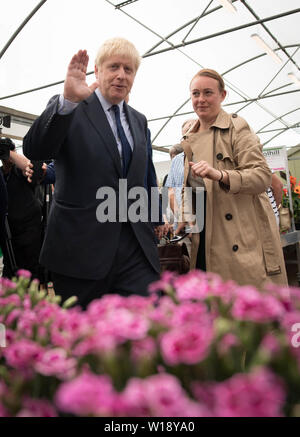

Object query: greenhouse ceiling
[0,0,299,161]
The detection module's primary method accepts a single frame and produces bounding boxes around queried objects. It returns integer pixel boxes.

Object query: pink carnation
[170,302,208,327]
[131,337,157,362]
[217,333,240,355]
[260,333,281,356]
[148,271,177,294]
[173,270,210,301]
[4,339,44,370]
[17,269,32,279]
[121,374,208,417]
[35,348,77,380]
[149,296,177,327]
[55,370,118,416]
[231,286,284,322]
[0,294,21,308]
[0,403,9,417]
[213,368,286,417]
[160,321,213,365]
[17,398,57,417]
[0,278,17,294]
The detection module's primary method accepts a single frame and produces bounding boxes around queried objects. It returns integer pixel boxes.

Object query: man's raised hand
[63,50,99,103]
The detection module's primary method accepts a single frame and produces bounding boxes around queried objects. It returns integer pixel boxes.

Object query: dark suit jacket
[23,93,160,280]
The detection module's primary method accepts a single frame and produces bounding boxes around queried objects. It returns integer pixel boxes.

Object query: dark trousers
[51,223,159,309]
[196,191,206,272]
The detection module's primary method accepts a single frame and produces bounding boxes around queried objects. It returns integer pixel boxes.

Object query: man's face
[95,55,136,104]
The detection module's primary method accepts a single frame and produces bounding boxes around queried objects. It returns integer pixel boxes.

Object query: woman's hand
[189,161,222,181]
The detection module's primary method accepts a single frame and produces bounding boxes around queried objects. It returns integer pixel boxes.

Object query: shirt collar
[95,88,124,113]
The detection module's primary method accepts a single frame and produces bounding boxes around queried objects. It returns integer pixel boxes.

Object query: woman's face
[190,76,226,123]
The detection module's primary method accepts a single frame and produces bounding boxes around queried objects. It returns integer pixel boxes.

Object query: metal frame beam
[0,0,47,60]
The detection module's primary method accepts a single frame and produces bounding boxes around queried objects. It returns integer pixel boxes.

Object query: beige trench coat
[182,108,287,288]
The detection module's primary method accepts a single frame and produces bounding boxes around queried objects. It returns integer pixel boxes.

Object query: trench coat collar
[210,108,231,129]
[189,108,231,132]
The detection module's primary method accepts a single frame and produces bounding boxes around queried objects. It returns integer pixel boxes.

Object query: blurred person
[0,138,43,279]
[177,68,287,288]
[23,38,166,308]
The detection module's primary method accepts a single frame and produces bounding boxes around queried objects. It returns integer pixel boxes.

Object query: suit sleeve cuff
[58,95,79,115]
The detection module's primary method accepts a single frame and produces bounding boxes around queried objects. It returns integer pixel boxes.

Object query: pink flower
[0,278,17,294]
[35,348,77,380]
[231,286,284,322]
[17,269,32,279]
[170,302,208,327]
[131,337,157,362]
[17,310,38,337]
[260,333,281,357]
[55,370,118,416]
[5,308,22,326]
[149,296,177,327]
[160,321,213,365]
[213,368,286,417]
[148,271,177,294]
[17,398,57,417]
[217,333,240,355]
[121,374,208,417]
[0,294,21,308]
[4,339,44,369]
[0,403,9,417]
[173,270,210,301]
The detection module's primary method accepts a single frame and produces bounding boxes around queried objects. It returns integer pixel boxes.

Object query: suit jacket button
[216,153,223,160]
[225,213,233,220]
[232,244,239,252]
[232,113,238,118]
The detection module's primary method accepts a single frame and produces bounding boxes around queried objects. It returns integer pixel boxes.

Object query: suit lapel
[83,93,122,178]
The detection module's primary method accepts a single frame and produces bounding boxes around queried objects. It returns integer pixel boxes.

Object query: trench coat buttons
[232,113,238,118]
[216,153,223,160]
[232,245,239,252]
[225,213,233,221]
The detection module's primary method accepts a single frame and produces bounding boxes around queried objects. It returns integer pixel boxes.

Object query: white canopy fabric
[0,0,299,161]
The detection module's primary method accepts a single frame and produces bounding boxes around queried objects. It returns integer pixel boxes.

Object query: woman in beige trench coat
[179,68,287,289]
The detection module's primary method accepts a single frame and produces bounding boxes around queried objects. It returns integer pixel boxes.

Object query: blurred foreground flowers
[0,269,300,417]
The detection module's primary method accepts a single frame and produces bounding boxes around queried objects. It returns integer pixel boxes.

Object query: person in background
[0,138,43,279]
[23,38,165,308]
[177,68,287,288]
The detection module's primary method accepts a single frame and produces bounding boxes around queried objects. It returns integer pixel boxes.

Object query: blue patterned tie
[111,104,132,177]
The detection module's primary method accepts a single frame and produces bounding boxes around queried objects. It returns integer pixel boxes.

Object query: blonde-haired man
[24,38,162,308]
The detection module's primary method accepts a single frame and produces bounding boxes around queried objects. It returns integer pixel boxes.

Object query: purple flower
[213,368,286,417]
[160,321,213,365]
[55,370,118,416]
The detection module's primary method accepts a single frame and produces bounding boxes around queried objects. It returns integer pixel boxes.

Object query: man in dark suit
[23,38,165,308]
